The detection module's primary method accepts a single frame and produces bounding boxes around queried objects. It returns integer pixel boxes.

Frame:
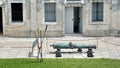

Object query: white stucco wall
[1,0,120,37]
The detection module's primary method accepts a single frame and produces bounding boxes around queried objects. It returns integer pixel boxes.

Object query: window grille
[92,2,104,21]
[11,3,23,22]
[45,3,56,22]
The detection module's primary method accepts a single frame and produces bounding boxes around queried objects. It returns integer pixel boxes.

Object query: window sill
[64,0,84,4]
[44,22,57,25]
[10,22,24,25]
[88,21,104,25]
[92,20,103,22]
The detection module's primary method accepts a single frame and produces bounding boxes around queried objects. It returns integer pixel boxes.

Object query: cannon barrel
[50,42,70,49]
[50,42,96,49]
[73,44,96,49]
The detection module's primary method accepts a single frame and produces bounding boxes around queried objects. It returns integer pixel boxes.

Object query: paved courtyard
[0,36,120,59]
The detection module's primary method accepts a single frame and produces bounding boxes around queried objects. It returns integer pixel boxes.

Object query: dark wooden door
[0,7,3,33]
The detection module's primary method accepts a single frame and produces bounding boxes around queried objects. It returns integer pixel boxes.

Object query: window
[45,3,56,22]
[11,3,23,22]
[92,2,103,21]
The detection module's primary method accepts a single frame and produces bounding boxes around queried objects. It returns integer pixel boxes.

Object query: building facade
[0,0,120,37]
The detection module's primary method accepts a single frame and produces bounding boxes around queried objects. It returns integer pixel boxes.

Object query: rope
[50,38,97,42]
[48,37,120,46]
[98,39,120,46]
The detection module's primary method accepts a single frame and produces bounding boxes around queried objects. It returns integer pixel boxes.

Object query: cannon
[50,42,97,57]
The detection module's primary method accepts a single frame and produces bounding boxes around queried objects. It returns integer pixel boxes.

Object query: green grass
[0,58,119,68]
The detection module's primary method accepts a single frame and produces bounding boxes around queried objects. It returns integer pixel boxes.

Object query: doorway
[74,7,80,33]
[0,7,3,34]
[65,7,82,34]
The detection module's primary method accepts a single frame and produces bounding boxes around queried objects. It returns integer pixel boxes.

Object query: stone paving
[0,36,120,59]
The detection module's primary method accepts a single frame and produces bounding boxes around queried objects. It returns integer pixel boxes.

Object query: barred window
[45,3,56,22]
[11,3,23,22]
[92,2,103,21]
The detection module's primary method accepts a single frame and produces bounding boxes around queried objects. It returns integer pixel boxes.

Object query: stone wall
[3,0,64,37]
[83,0,120,37]
[1,0,120,37]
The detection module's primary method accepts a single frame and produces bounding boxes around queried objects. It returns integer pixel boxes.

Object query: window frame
[8,0,25,24]
[11,3,23,22]
[43,1,57,25]
[92,2,104,22]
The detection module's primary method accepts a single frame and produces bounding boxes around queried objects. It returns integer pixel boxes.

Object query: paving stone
[17,50,28,58]
[2,46,11,49]
[62,54,73,58]
[73,54,83,58]
[45,54,55,58]
[116,47,120,52]
[100,52,110,58]
[119,52,120,54]
[94,52,100,56]
[98,49,108,52]
[109,51,120,59]
[82,53,88,58]
[0,37,120,59]
[7,50,19,58]
[0,50,10,58]
[0,46,2,48]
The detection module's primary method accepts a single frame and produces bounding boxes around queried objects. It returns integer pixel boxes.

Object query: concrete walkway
[0,36,120,59]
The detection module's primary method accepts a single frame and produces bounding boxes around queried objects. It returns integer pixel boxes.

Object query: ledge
[64,0,84,4]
